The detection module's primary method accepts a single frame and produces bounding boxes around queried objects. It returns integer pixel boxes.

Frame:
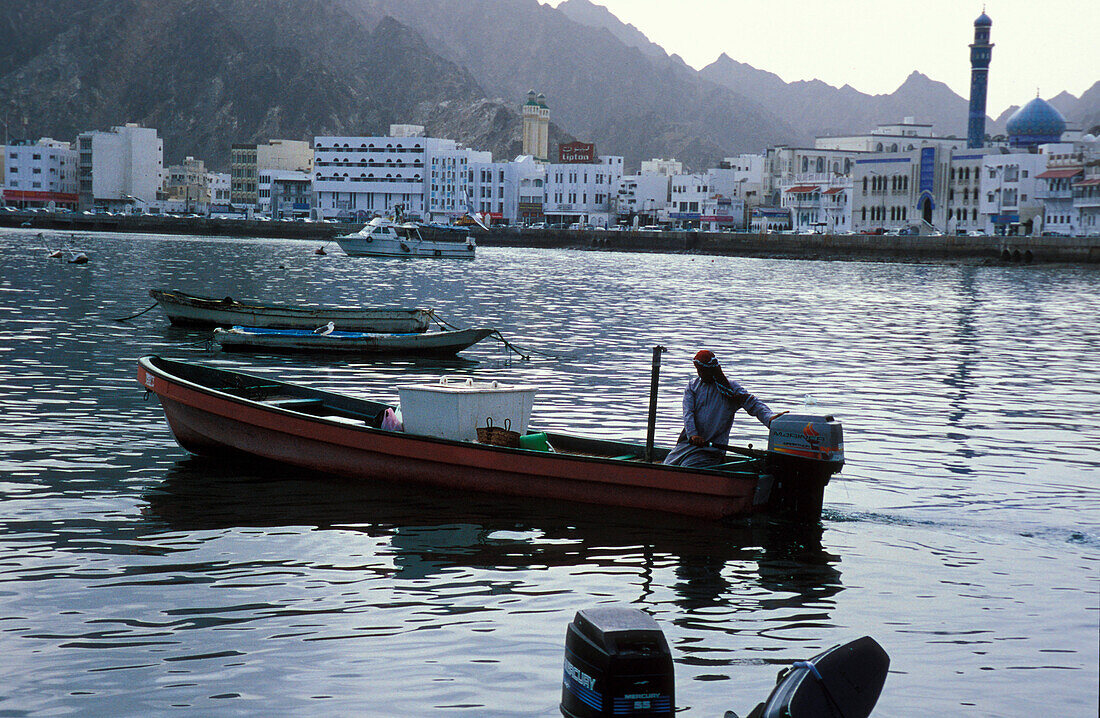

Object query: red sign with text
[558,142,596,164]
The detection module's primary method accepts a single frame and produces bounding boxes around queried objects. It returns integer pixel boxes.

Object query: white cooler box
[398,377,537,442]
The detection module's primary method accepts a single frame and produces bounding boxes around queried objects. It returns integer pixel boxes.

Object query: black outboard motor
[725,636,890,718]
[561,606,674,718]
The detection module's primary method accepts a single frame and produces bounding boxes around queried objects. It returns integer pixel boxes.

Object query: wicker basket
[476,417,521,447]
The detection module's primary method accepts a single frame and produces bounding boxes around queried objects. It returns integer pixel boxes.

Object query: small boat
[150,289,432,332]
[212,326,494,356]
[336,216,476,259]
[137,357,843,521]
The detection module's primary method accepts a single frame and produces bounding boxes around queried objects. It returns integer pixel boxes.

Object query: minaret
[967,11,994,149]
[522,90,540,159]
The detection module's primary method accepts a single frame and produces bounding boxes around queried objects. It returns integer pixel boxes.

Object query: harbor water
[0,228,1097,716]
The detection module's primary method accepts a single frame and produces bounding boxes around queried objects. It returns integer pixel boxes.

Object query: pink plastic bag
[380,408,403,432]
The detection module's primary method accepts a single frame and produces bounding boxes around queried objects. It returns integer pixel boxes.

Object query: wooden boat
[150,289,432,333]
[137,356,843,521]
[336,217,476,259]
[212,326,494,356]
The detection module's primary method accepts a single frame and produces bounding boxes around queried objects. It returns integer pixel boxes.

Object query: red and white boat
[137,356,843,522]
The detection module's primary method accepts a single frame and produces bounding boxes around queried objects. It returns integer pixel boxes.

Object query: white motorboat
[336,217,476,259]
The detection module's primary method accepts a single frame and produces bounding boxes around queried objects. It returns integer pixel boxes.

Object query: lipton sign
[558,141,596,164]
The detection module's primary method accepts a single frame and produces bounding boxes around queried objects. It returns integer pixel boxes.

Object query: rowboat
[150,289,432,333]
[137,356,843,521]
[212,326,494,356]
[336,217,476,259]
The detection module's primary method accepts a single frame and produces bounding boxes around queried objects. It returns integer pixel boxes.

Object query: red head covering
[693,349,719,368]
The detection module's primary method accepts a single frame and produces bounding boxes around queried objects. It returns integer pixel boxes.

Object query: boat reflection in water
[142,456,843,612]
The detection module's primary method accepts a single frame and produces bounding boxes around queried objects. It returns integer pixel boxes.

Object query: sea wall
[3,212,1097,264]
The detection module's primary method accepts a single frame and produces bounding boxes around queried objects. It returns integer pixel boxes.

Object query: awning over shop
[785,185,820,194]
[1036,168,1082,179]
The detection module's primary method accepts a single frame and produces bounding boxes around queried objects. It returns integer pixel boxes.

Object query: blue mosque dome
[1006,97,1066,148]
[974,12,992,26]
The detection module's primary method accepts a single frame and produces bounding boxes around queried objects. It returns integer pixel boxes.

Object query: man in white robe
[663,349,785,468]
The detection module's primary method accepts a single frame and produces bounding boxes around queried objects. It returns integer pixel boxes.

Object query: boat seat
[264,397,325,410]
[322,415,365,426]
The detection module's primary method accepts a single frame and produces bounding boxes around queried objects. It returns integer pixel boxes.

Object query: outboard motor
[561,606,674,718]
[765,414,844,517]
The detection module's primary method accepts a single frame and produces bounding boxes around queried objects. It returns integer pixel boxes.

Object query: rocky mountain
[337,0,799,169]
[0,0,561,167]
[1,0,1093,172]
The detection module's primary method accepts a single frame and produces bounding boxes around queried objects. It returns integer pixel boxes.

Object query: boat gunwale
[150,289,432,317]
[137,355,766,494]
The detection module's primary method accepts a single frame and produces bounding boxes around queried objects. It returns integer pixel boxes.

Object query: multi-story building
[780,178,852,233]
[258,169,312,219]
[763,146,865,206]
[978,152,1046,235]
[1036,141,1088,236]
[814,118,968,155]
[521,91,550,162]
[76,123,163,211]
[312,131,488,222]
[639,158,683,176]
[231,139,312,208]
[543,156,623,227]
[1073,157,1100,237]
[207,172,230,206]
[617,173,670,226]
[1,138,78,210]
[164,156,210,210]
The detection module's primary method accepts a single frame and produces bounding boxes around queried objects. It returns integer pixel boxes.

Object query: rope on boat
[426,309,565,360]
[790,661,847,716]
[115,301,159,322]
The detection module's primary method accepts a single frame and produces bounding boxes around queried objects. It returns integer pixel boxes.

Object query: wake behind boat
[137,356,843,521]
[212,325,494,356]
[336,216,476,259]
[150,289,432,332]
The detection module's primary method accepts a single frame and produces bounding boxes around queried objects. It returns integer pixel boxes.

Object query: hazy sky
[543,0,1099,116]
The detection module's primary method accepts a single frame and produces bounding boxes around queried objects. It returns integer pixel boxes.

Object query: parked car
[639,225,663,232]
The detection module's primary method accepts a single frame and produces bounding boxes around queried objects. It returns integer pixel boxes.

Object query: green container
[518,432,551,451]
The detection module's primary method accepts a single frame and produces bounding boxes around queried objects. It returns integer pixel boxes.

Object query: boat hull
[150,289,431,332]
[336,234,476,258]
[212,327,494,355]
[137,357,829,522]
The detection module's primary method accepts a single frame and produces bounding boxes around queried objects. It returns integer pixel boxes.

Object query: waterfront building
[258,169,312,219]
[617,173,671,226]
[667,169,748,228]
[312,133,488,222]
[978,152,1047,235]
[968,12,994,148]
[77,123,163,211]
[639,158,683,176]
[164,156,210,211]
[763,146,865,206]
[1036,140,1093,236]
[815,119,967,155]
[231,139,312,208]
[851,144,1003,234]
[780,178,852,233]
[750,207,791,233]
[1073,144,1100,237]
[207,172,230,205]
[521,91,550,162]
[719,154,766,207]
[466,155,546,226]
[543,155,623,227]
[699,194,747,232]
[1,137,78,210]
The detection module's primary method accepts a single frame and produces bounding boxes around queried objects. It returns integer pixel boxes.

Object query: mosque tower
[967,11,994,148]
[521,90,550,161]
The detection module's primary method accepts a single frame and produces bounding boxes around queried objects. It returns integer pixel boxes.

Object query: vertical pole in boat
[645,345,667,463]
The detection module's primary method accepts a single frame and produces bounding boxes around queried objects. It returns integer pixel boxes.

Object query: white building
[543,156,623,227]
[312,134,488,222]
[1,137,78,210]
[466,155,547,226]
[815,118,968,154]
[1035,140,1098,236]
[780,179,852,233]
[639,158,683,176]
[763,146,865,206]
[617,173,671,225]
[207,172,230,206]
[978,152,1046,235]
[76,123,163,211]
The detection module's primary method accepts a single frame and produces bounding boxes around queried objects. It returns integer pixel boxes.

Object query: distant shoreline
[3,212,1097,265]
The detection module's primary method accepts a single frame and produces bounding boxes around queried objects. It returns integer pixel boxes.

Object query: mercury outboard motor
[764,414,845,518]
[561,607,674,718]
